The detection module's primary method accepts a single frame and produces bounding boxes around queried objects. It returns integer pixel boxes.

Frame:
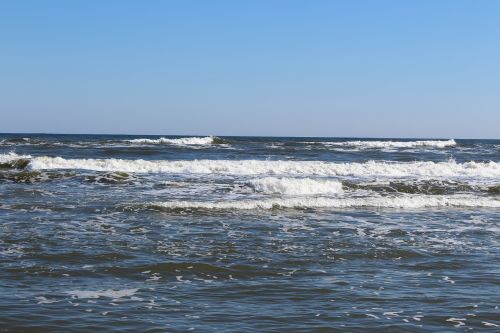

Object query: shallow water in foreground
[0,134,499,332]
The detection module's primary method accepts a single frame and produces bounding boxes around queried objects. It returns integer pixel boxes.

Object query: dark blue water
[1,134,499,332]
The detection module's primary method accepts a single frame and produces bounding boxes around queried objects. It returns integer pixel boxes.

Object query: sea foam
[149,195,500,210]
[309,139,456,149]
[0,152,31,163]
[26,156,500,179]
[248,177,343,195]
[127,136,216,145]
[66,288,138,299]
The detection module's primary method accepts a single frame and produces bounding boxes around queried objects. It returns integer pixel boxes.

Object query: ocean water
[0,134,499,332]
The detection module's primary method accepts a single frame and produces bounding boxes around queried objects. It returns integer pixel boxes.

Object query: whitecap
[0,152,31,163]
[126,136,216,145]
[307,139,456,149]
[28,156,500,179]
[247,177,343,195]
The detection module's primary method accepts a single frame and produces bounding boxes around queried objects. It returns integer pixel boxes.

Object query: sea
[0,134,499,332]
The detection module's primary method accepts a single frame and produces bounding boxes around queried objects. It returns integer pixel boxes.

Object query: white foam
[66,288,138,299]
[149,195,500,210]
[0,152,31,163]
[308,139,456,149]
[127,136,215,145]
[248,177,343,195]
[35,296,58,304]
[27,156,500,179]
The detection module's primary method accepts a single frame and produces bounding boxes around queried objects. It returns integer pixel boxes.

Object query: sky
[0,0,499,138]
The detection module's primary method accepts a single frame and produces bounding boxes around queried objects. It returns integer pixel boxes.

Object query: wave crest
[25,156,500,179]
[126,136,222,145]
[0,152,31,169]
[308,139,456,149]
[248,177,343,195]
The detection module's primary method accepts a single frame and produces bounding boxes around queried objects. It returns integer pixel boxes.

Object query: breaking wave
[0,152,31,169]
[22,155,500,179]
[248,177,343,195]
[0,152,31,163]
[309,139,456,149]
[148,195,500,211]
[342,179,480,195]
[126,136,223,145]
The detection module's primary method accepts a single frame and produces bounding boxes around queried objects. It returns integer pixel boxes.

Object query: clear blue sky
[1,0,499,138]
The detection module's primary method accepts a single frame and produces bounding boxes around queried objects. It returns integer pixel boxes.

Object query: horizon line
[0,131,497,141]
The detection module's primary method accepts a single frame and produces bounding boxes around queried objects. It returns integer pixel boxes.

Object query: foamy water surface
[1,134,499,332]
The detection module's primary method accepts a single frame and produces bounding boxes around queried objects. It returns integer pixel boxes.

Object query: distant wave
[148,195,500,211]
[307,139,456,149]
[20,155,500,178]
[0,138,32,146]
[247,177,343,195]
[126,136,224,145]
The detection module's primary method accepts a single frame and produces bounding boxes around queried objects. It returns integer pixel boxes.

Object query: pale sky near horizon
[1,0,499,138]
